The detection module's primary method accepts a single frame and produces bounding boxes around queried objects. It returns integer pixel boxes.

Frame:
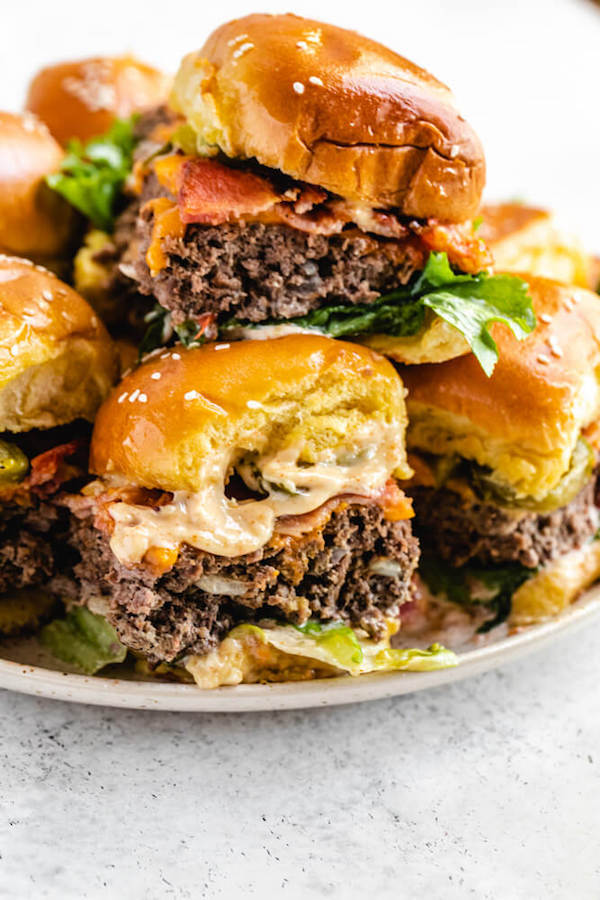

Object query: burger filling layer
[94,419,408,565]
[64,497,419,664]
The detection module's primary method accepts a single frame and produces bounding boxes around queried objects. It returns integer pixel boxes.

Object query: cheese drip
[107,419,404,565]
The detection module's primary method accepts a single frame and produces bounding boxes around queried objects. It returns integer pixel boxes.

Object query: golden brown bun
[171,14,485,221]
[481,202,594,289]
[510,541,600,626]
[401,276,600,499]
[358,316,471,366]
[0,255,118,432]
[91,335,409,492]
[26,55,171,145]
[0,112,76,262]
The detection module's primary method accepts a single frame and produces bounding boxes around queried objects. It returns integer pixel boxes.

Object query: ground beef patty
[67,502,419,665]
[411,476,598,568]
[123,206,422,326]
[0,503,64,593]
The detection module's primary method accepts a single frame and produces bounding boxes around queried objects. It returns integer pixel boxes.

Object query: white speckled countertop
[2,624,600,897]
[2,0,600,896]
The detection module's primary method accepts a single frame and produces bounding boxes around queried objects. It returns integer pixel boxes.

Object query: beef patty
[124,211,422,327]
[66,501,419,665]
[0,503,65,593]
[410,476,598,569]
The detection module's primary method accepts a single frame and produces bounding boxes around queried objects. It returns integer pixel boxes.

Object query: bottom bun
[359,316,469,365]
[510,540,600,627]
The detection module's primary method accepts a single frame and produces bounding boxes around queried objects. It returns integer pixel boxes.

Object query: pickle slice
[472,438,594,513]
[0,440,29,483]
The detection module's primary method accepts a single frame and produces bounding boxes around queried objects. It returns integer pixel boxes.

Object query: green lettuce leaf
[420,556,535,633]
[138,304,205,359]
[224,252,535,376]
[222,619,457,677]
[294,620,364,668]
[374,643,458,671]
[46,117,138,231]
[40,607,127,674]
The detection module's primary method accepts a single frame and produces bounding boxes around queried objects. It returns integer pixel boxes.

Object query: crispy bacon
[177,157,282,225]
[417,220,493,274]
[146,152,492,275]
[0,440,86,506]
[27,441,86,497]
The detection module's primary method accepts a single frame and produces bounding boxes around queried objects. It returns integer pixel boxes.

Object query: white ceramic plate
[0,585,599,711]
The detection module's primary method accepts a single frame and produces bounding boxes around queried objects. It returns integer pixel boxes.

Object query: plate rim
[1,584,599,711]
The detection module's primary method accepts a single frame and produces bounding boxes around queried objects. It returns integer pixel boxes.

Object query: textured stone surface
[1,619,600,898]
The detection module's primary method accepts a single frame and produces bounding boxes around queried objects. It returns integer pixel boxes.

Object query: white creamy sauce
[107,420,402,565]
[224,322,321,341]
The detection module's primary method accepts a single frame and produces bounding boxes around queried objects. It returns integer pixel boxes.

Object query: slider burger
[29,58,171,330]
[0,112,77,267]
[53,14,535,374]
[57,336,455,686]
[0,256,117,632]
[401,276,600,629]
[26,55,171,146]
[481,202,596,290]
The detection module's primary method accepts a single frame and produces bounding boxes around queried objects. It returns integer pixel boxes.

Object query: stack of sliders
[45,14,537,375]
[0,256,117,634]
[401,276,600,631]
[1,13,597,688]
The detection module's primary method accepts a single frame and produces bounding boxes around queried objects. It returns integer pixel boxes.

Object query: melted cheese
[107,420,404,565]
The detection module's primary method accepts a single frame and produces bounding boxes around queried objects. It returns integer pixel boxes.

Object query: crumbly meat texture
[0,503,65,593]
[411,476,598,568]
[66,501,419,665]
[123,206,423,326]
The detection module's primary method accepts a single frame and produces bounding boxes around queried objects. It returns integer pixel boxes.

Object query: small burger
[51,335,455,685]
[0,255,117,633]
[400,276,600,629]
[0,112,77,268]
[481,202,596,290]
[47,15,535,374]
[25,55,171,146]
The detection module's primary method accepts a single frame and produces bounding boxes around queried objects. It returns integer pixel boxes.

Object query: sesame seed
[564,298,575,311]
[539,313,552,324]
[10,344,19,356]
[118,392,128,404]
[536,354,550,365]
[138,393,148,403]
[91,316,98,327]
[233,42,254,58]
[227,33,248,46]
[42,289,53,301]
[129,389,140,402]
[246,400,263,410]
[293,81,305,94]
[308,76,323,86]
[449,144,460,158]
[171,352,181,360]
[214,343,230,351]
[160,352,170,359]
[151,372,161,380]
[548,336,563,358]
[184,390,201,401]
[296,40,308,49]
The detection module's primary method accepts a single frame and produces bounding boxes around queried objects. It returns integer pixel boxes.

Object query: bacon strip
[147,152,491,275]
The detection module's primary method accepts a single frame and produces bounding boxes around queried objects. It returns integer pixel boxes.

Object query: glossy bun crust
[171,14,485,221]
[401,277,600,499]
[482,203,594,289]
[0,112,76,262]
[26,55,171,145]
[91,335,410,492]
[0,256,118,432]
